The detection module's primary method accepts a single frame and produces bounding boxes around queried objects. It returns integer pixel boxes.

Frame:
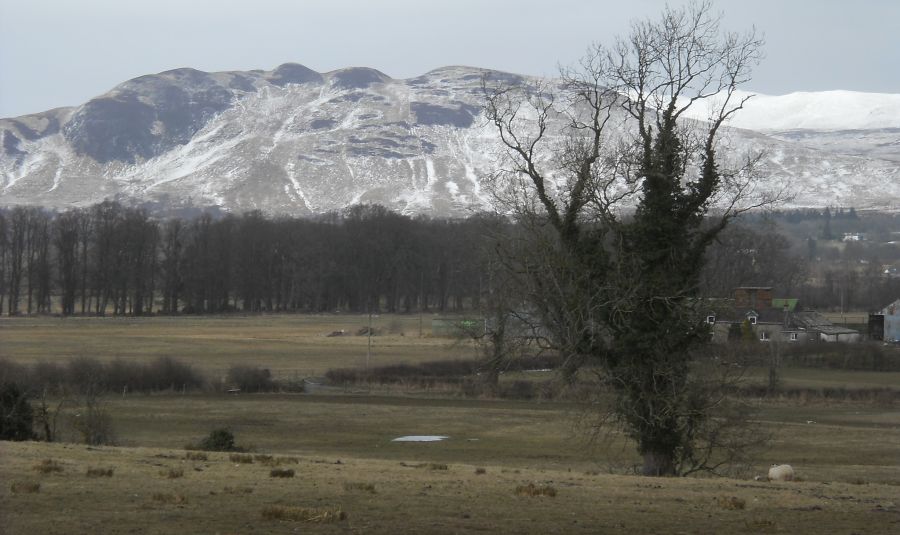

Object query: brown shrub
[229,453,254,464]
[261,505,346,523]
[86,467,114,477]
[515,483,557,497]
[152,493,187,504]
[269,468,295,478]
[718,496,746,510]
[160,468,184,479]
[33,459,63,474]
[260,456,300,466]
[343,482,376,493]
[185,451,208,461]
[10,481,40,494]
[223,486,254,494]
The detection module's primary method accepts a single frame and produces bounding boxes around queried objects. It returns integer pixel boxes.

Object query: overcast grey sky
[1,0,897,118]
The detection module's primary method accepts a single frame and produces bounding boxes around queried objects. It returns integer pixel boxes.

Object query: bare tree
[484,1,775,476]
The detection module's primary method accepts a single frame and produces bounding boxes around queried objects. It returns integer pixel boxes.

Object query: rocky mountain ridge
[2,63,899,215]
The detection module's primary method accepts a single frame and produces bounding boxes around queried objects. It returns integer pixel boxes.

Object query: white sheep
[766,464,795,482]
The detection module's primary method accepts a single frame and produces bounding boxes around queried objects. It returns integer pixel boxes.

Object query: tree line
[0,202,498,316]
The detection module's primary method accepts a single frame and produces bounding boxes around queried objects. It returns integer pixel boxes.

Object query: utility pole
[366,307,372,371]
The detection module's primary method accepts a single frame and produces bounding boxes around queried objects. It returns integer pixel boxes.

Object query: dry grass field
[0,314,475,379]
[2,438,899,535]
[2,315,900,533]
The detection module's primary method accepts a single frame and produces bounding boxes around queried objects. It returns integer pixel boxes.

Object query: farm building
[708,287,860,344]
[869,299,900,342]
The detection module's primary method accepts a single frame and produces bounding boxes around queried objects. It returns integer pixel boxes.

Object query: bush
[226,365,275,393]
[66,357,107,393]
[73,396,116,446]
[324,354,566,388]
[0,360,28,386]
[198,428,237,452]
[6,357,205,396]
[0,382,34,441]
[144,357,203,391]
[501,380,536,400]
[269,468,295,478]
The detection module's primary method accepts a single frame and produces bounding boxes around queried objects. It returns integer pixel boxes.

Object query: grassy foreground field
[3,436,899,535]
[0,314,474,379]
[2,315,900,533]
[2,393,899,534]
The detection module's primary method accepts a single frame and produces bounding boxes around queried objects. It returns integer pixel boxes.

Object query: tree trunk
[641,450,676,477]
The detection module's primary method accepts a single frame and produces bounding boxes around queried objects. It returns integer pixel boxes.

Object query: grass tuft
[10,481,41,494]
[160,468,184,479]
[229,453,254,464]
[269,468,295,478]
[717,496,746,510]
[261,505,347,523]
[260,456,300,466]
[185,451,208,461]
[152,492,187,504]
[343,482,376,493]
[475,467,487,475]
[33,459,63,474]
[515,483,557,498]
[86,467,114,478]
[223,486,254,494]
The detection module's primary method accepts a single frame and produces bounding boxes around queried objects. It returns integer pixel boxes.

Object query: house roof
[771,298,799,312]
[877,299,900,316]
[708,303,788,324]
[705,303,859,335]
[792,311,858,335]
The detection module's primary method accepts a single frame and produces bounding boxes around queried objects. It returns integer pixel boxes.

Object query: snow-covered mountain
[2,64,899,215]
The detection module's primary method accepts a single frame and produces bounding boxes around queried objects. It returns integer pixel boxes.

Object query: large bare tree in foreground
[485,1,776,476]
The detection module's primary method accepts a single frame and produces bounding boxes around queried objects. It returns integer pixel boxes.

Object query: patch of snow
[681,89,900,131]
[392,435,449,442]
[425,158,437,187]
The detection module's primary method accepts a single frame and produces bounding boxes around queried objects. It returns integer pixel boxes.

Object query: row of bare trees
[0,200,821,318]
[0,202,499,316]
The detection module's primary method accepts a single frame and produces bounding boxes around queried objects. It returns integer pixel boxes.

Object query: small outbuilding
[869,299,900,342]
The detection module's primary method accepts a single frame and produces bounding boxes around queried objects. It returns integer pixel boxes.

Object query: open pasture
[1,396,899,534]
[0,314,475,379]
[2,314,900,533]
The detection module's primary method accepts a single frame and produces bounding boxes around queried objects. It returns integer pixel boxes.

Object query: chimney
[734,287,773,309]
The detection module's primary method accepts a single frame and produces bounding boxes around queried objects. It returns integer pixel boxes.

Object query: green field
[2,315,900,534]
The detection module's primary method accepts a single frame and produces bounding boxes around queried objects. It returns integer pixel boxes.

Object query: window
[790,332,798,341]
[760,331,769,341]
[749,315,757,325]
[706,315,716,324]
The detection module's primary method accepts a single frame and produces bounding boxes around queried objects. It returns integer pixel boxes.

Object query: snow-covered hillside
[2,64,899,215]
[685,89,900,131]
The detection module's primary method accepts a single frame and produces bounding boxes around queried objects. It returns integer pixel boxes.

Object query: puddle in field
[391,435,449,442]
